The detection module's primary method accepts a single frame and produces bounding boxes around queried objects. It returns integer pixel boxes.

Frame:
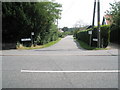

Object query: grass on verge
[75,39,108,50]
[17,38,61,50]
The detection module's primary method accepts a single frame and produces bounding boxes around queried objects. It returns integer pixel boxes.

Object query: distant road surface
[2,35,118,88]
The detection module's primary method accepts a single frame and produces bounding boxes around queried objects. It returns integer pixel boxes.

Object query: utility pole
[90,0,96,46]
[97,0,101,48]
[92,0,96,28]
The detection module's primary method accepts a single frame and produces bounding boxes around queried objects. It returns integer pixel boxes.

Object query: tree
[106,1,120,44]
[106,1,120,27]
[2,2,62,46]
[62,27,69,32]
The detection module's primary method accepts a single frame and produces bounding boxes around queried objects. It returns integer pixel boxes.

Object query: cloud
[55,0,117,28]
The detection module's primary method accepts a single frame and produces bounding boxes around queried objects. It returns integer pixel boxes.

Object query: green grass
[42,38,61,48]
[17,38,61,50]
[76,39,108,50]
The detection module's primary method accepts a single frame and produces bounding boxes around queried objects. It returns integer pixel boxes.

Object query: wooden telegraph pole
[97,0,101,48]
[92,0,96,28]
[91,0,101,48]
[90,0,97,46]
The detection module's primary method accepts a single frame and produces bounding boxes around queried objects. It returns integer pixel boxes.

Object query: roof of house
[104,14,113,25]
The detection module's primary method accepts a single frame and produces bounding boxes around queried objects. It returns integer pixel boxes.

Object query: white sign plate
[31,32,34,35]
[21,38,31,41]
[88,31,92,34]
[93,38,98,41]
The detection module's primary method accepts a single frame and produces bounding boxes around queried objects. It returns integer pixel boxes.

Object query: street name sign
[93,38,98,41]
[21,38,31,41]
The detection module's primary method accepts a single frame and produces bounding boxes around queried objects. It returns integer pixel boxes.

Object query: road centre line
[21,70,120,73]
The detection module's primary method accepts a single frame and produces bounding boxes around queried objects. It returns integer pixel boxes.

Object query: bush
[100,25,110,47]
[74,25,110,48]
[76,30,90,45]
[110,25,119,44]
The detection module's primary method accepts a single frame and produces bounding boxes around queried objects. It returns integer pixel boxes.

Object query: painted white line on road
[21,70,119,73]
[2,54,118,56]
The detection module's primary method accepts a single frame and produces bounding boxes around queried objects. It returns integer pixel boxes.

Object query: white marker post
[88,31,92,46]
[31,32,34,45]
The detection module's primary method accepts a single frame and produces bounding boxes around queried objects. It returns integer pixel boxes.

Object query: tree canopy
[106,1,120,44]
[106,1,120,28]
[2,2,62,45]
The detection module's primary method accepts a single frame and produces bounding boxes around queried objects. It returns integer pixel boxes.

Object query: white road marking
[2,54,118,56]
[21,70,119,73]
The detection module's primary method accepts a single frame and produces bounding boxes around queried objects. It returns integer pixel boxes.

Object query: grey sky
[2,0,119,28]
[55,0,119,28]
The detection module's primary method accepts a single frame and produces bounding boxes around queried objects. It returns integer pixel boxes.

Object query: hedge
[75,25,110,48]
[110,25,120,44]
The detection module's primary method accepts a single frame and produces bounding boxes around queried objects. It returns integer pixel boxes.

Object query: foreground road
[2,36,119,88]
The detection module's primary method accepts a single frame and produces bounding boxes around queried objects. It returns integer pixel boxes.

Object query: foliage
[106,1,120,44]
[110,25,119,43]
[2,2,62,47]
[58,32,69,38]
[62,27,69,32]
[17,38,61,50]
[76,39,108,50]
[74,25,110,48]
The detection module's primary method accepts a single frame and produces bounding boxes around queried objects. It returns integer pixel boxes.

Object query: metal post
[97,0,101,48]
[31,32,34,46]
[89,34,92,46]
[31,33,33,45]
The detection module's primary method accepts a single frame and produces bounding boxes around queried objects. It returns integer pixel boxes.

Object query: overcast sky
[54,0,119,28]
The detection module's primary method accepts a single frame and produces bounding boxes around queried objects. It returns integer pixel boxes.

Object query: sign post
[31,32,34,45]
[88,31,92,46]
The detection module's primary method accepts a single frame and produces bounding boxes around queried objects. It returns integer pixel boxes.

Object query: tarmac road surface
[1,35,119,88]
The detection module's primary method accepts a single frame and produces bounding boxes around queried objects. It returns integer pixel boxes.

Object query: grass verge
[76,39,108,50]
[17,38,61,50]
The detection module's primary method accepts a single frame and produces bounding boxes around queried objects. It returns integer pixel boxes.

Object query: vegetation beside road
[74,1,120,49]
[2,2,62,49]
[2,1,119,50]
[17,38,61,50]
[106,1,120,44]
[75,38,108,50]
[74,25,110,48]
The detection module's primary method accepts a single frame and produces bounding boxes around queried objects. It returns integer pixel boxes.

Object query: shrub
[100,25,110,47]
[75,25,110,48]
[110,25,119,44]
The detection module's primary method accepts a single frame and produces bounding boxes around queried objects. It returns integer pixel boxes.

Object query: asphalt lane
[2,35,119,88]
